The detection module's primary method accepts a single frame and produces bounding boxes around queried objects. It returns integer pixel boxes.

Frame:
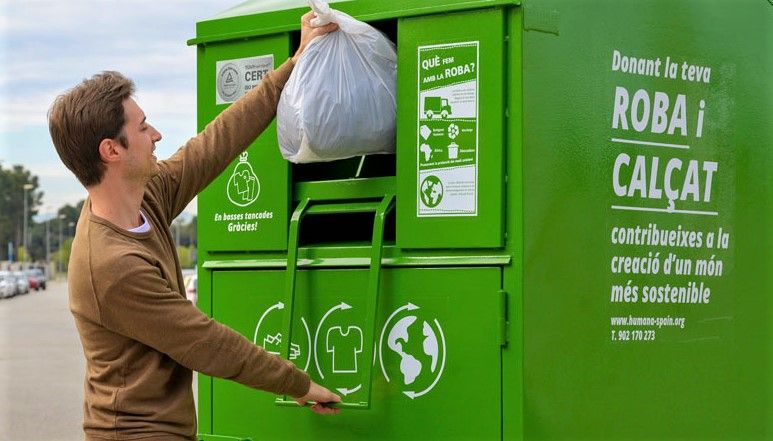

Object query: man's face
[118,98,162,180]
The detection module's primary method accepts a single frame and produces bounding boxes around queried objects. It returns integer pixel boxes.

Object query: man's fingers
[310,22,338,38]
[295,381,341,414]
[310,403,340,414]
[320,22,339,32]
[301,11,315,23]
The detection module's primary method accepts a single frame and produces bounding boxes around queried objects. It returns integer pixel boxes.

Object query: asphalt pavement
[0,278,84,440]
[0,277,200,440]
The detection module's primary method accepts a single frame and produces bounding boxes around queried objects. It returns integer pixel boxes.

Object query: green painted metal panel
[520,0,771,439]
[197,35,291,252]
[208,267,502,439]
[198,435,251,441]
[200,254,511,269]
[196,266,214,435]
[502,6,524,441]
[293,177,396,202]
[189,0,520,45]
[191,0,772,439]
[397,9,506,249]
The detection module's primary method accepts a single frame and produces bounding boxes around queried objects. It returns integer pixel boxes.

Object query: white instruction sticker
[416,42,479,217]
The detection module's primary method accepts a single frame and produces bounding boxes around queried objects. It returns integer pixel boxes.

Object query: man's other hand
[292,11,338,63]
[295,380,342,415]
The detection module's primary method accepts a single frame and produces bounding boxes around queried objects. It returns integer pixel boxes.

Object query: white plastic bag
[277,0,397,163]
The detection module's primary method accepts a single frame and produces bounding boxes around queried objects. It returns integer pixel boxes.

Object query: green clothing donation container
[189,1,771,440]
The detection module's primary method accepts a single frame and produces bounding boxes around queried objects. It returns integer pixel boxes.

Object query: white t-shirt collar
[127,211,151,233]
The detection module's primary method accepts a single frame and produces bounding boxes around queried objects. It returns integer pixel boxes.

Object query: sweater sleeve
[150,59,295,223]
[97,254,310,398]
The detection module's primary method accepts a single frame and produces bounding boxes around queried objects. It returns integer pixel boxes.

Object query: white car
[13,271,30,295]
[0,271,17,297]
[0,274,14,298]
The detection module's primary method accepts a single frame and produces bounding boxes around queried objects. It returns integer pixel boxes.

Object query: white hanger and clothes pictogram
[226,152,260,207]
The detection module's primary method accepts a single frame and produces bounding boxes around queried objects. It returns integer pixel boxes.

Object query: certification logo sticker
[217,63,241,103]
[215,55,274,104]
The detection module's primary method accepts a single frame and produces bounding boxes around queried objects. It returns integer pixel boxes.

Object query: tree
[58,201,83,224]
[53,237,74,272]
[28,220,47,261]
[0,163,43,261]
[25,199,84,262]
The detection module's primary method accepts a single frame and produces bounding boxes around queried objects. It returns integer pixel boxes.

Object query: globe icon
[386,316,440,385]
[420,175,443,208]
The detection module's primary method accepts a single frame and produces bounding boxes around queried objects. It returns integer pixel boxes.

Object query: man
[48,12,340,441]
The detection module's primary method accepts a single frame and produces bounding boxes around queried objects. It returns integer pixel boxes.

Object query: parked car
[25,269,46,290]
[26,273,39,291]
[0,273,14,298]
[184,274,197,305]
[0,271,18,296]
[13,271,30,295]
[35,268,47,290]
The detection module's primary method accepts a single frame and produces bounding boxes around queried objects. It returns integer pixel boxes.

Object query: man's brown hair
[48,71,135,187]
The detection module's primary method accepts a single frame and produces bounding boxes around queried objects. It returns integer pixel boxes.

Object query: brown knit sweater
[68,59,309,441]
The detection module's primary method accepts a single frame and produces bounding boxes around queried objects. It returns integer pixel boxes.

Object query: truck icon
[423,96,452,119]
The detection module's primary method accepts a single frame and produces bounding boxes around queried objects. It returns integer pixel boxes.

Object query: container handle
[275,194,395,410]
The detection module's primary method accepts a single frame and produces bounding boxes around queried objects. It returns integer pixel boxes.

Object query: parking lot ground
[0,276,199,440]
[0,278,84,440]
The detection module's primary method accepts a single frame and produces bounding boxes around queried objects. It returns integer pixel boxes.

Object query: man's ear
[98,138,123,163]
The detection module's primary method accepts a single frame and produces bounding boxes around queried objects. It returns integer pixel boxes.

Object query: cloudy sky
[0,0,244,220]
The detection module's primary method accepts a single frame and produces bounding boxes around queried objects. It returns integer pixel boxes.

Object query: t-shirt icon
[326,326,363,373]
